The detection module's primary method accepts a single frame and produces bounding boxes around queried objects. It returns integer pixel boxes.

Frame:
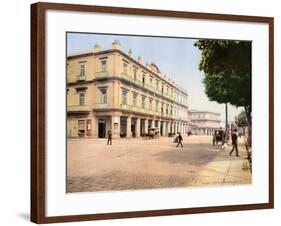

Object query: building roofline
[188,109,220,115]
[67,49,188,95]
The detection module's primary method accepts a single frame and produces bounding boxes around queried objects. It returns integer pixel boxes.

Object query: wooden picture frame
[31,2,274,224]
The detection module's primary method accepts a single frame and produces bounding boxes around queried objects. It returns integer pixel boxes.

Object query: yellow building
[67,40,189,138]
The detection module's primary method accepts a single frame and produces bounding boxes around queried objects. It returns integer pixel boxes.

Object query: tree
[235,110,248,128]
[194,40,252,145]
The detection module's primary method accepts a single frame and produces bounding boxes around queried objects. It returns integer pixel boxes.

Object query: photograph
[66,33,252,193]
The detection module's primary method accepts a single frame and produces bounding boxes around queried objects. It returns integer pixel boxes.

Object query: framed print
[31,2,274,224]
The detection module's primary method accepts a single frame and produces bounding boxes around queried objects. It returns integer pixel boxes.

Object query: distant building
[188,110,221,135]
[67,40,189,138]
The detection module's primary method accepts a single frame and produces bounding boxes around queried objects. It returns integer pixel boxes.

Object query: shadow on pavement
[153,143,229,166]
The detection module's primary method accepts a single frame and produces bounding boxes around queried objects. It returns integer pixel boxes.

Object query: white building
[188,109,221,135]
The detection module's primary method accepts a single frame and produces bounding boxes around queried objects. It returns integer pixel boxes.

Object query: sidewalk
[189,141,252,186]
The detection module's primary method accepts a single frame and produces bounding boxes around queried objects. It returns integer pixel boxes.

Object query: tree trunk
[244,106,252,147]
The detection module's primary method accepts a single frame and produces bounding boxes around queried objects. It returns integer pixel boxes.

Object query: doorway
[131,118,136,137]
[98,119,106,138]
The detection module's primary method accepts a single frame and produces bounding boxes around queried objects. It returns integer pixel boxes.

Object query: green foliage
[194,40,252,109]
[235,111,248,128]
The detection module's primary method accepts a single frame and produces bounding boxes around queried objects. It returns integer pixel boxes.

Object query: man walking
[229,129,239,157]
[107,130,112,145]
[176,132,183,148]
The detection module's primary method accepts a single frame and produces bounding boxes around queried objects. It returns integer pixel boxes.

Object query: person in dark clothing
[176,133,183,148]
[107,130,112,145]
[229,129,239,157]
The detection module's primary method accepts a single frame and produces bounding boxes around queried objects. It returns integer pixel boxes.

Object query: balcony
[93,103,110,109]
[121,72,133,82]
[120,104,162,116]
[67,105,91,114]
[76,74,86,81]
[120,75,178,102]
[120,103,132,111]
[95,71,109,78]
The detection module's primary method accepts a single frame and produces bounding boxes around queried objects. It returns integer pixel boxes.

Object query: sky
[67,32,243,125]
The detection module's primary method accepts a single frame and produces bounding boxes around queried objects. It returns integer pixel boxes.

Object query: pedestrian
[107,130,112,145]
[176,132,183,148]
[229,129,239,157]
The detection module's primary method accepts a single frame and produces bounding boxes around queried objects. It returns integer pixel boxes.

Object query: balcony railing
[120,104,170,117]
[93,71,184,104]
[121,72,133,82]
[76,74,86,81]
[119,74,182,102]
[95,71,109,78]
[93,103,110,109]
[67,105,91,113]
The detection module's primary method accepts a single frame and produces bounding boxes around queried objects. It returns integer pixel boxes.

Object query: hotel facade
[67,40,189,139]
[188,110,221,135]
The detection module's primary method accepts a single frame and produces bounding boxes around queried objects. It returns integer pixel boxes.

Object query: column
[167,122,171,134]
[112,81,119,108]
[144,119,148,134]
[126,116,131,138]
[151,119,155,128]
[162,121,166,136]
[92,116,98,138]
[111,116,120,139]
[136,118,140,137]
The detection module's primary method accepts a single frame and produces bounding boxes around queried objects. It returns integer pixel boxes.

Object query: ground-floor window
[78,120,85,137]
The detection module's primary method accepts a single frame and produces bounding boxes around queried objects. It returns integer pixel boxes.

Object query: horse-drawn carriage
[212,129,225,145]
[143,127,160,139]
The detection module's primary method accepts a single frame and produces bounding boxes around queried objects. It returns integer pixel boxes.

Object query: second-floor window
[141,96,146,109]
[79,92,85,106]
[149,77,153,87]
[156,101,159,112]
[101,60,107,72]
[166,105,169,115]
[156,80,159,90]
[123,62,128,74]
[99,88,107,104]
[132,93,137,107]
[133,69,137,81]
[121,89,128,105]
[80,64,85,76]
[149,98,153,110]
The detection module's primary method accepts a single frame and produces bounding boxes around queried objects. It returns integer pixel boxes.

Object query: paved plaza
[67,135,251,193]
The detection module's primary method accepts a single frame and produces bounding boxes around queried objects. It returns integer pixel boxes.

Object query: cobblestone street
[67,135,251,192]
